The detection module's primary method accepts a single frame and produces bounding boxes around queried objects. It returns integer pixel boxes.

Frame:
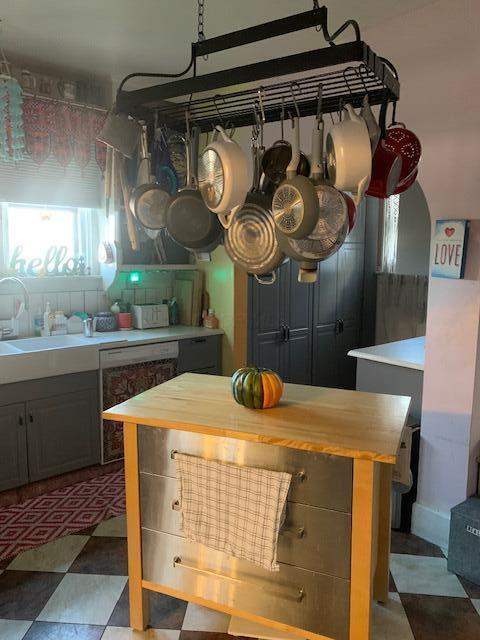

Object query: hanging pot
[366,100,403,199]
[325,103,372,205]
[342,192,357,232]
[360,94,381,153]
[197,125,249,225]
[261,111,310,193]
[224,135,286,283]
[129,128,172,230]
[275,230,318,283]
[166,126,223,251]
[271,116,318,239]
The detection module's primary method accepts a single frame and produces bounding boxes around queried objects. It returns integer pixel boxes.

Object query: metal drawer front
[142,528,349,640]
[140,472,351,579]
[138,426,352,513]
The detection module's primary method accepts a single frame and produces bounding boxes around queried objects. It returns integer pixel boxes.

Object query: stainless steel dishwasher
[100,341,179,464]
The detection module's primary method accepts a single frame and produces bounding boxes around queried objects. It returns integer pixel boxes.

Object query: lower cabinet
[0,371,100,490]
[27,389,100,482]
[177,335,222,375]
[0,403,28,491]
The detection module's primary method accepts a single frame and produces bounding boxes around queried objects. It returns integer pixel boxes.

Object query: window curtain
[0,97,107,209]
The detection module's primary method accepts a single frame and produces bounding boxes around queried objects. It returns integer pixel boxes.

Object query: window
[0,203,103,276]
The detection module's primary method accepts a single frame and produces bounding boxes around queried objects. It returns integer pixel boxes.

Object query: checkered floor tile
[0,515,479,639]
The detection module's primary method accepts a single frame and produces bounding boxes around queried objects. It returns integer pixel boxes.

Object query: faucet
[0,277,30,311]
[0,277,30,339]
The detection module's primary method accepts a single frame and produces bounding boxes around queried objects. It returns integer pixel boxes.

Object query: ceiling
[1,0,438,91]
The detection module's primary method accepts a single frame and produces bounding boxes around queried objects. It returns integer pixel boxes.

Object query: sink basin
[11,335,87,352]
[0,342,21,355]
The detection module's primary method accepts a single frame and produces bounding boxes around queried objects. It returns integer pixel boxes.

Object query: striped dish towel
[174,453,291,571]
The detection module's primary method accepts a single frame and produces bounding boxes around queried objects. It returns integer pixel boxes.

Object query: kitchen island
[103,373,410,640]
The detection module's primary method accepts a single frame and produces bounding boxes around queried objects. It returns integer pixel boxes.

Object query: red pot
[366,140,403,199]
[342,192,357,232]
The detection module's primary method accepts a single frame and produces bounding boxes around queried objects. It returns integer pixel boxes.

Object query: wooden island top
[103,372,411,464]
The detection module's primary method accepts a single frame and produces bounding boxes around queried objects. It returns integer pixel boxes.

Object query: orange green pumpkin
[231,367,283,409]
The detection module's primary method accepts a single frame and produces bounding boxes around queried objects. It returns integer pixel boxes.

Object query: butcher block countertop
[103,373,411,464]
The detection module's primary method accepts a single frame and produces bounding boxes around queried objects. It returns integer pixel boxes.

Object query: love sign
[431,220,469,279]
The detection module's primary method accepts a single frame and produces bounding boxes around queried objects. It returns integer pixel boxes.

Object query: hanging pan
[197,111,250,228]
[271,108,318,239]
[224,110,286,285]
[261,93,310,195]
[166,124,223,252]
[130,127,172,231]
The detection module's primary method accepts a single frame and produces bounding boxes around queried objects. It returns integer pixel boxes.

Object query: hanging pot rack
[116,5,400,133]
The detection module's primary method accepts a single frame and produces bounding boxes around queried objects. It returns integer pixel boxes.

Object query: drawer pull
[172,499,181,510]
[280,526,305,539]
[294,470,306,482]
[171,449,178,460]
[173,556,305,602]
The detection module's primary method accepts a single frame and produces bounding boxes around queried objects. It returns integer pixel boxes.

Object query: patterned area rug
[0,470,125,561]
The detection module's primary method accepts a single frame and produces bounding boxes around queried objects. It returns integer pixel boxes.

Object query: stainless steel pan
[224,133,285,284]
[166,126,223,252]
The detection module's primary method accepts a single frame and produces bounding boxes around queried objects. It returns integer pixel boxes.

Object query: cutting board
[175,279,193,326]
[175,270,204,326]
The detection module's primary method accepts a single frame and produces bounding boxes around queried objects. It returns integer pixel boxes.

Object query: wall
[362,0,480,548]
[197,247,235,375]
[395,184,431,277]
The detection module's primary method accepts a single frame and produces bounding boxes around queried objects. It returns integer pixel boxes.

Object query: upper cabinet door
[0,403,28,491]
[337,244,365,324]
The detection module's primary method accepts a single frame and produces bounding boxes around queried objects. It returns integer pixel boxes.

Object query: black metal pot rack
[116,6,399,133]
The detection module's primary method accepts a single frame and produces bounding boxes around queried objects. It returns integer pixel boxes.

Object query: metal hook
[280,96,285,141]
[357,64,370,95]
[316,83,323,123]
[289,81,301,119]
[342,66,357,103]
[213,94,225,128]
[257,87,266,125]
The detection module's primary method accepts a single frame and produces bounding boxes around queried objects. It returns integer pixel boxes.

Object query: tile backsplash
[0,276,108,330]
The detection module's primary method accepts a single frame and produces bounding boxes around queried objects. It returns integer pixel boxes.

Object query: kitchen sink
[10,335,87,352]
[0,342,21,355]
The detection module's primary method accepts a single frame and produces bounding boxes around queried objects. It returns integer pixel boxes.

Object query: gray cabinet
[0,371,100,489]
[0,403,28,491]
[27,389,100,482]
[249,261,313,384]
[249,200,373,389]
[177,335,222,375]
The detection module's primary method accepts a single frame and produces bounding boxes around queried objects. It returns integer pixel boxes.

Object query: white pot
[198,126,249,219]
[326,104,372,198]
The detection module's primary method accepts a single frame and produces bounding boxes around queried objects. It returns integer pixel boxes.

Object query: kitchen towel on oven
[174,453,291,571]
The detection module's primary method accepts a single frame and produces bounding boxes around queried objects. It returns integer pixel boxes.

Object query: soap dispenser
[42,302,54,336]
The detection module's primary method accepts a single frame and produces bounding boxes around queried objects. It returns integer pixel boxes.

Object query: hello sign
[431,220,469,279]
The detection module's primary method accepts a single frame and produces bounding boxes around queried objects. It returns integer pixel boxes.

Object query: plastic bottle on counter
[53,311,68,335]
[203,309,219,330]
[33,309,43,337]
[42,302,53,336]
[168,298,178,325]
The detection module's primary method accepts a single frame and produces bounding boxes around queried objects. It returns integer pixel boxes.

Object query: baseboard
[411,501,451,551]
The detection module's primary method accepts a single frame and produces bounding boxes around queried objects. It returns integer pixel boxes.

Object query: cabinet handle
[192,338,207,343]
[28,414,33,423]
[336,319,344,335]
[280,324,289,342]
[173,556,305,602]
[18,415,23,426]
[280,526,306,539]
[286,325,291,342]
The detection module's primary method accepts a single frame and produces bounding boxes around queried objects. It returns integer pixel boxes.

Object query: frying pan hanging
[166,126,223,251]
[224,118,286,283]
[130,128,172,230]
[271,115,318,239]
